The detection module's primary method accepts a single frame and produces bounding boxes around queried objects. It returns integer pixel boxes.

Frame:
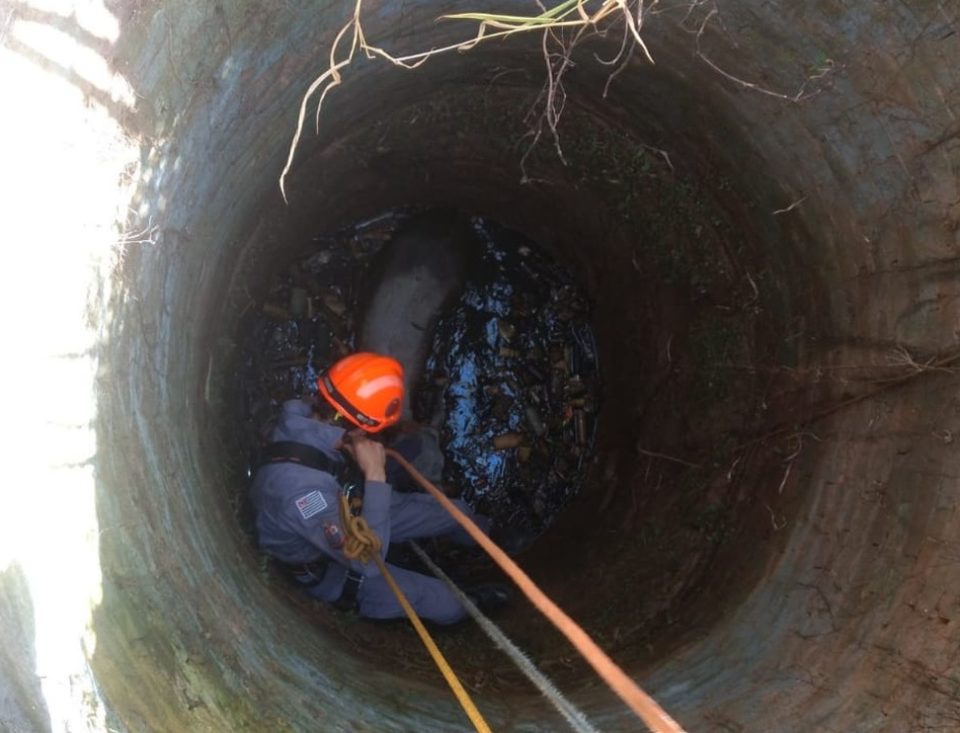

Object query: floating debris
[525,405,546,437]
[238,210,601,552]
[417,218,601,546]
[573,410,588,447]
[305,249,332,267]
[289,287,308,319]
[262,303,291,321]
[321,291,347,317]
[493,433,525,450]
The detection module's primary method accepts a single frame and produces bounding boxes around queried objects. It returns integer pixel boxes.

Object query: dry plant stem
[616,0,655,62]
[737,347,960,452]
[596,19,636,98]
[541,22,591,162]
[279,0,655,200]
[772,196,807,215]
[596,20,631,65]
[521,10,599,176]
[279,0,362,203]
[637,447,700,467]
[278,0,840,200]
[885,345,957,377]
[692,6,831,102]
[764,502,787,531]
[541,29,566,162]
[603,38,637,97]
[773,432,819,495]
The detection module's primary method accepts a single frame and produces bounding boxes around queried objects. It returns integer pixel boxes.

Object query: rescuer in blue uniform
[250,352,508,624]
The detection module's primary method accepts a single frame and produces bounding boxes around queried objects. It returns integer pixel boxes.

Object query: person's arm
[339,431,392,563]
[284,429,393,578]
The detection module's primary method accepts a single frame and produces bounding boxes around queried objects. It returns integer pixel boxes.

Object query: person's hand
[338,430,387,483]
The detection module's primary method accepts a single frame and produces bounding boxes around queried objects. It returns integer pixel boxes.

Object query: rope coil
[338,493,381,562]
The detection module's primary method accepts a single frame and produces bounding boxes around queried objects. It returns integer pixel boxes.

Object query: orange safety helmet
[317,352,405,433]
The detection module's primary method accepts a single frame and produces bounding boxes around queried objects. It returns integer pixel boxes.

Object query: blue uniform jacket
[250,400,393,585]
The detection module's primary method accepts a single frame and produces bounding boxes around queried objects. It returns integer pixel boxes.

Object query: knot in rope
[338,493,381,563]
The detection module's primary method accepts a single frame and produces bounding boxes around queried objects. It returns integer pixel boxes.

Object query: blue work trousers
[358,492,489,625]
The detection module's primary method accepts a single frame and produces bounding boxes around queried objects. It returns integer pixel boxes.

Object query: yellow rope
[338,493,381,562]
[337,495,493,733]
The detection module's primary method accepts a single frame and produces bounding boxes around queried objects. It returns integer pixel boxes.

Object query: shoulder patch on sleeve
[294,490,328,520]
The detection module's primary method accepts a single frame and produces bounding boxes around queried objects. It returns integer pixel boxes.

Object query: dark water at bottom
[238,210,600,541]
[416,218,600,540]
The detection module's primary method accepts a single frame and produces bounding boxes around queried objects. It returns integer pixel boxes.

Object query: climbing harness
[262,439,491,730]
[409,540,599,733]
[337,493,493,733]
[385,449,686,733]
[259,441,365,603]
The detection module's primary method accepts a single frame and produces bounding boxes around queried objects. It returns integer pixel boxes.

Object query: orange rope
[385,449,686,733]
